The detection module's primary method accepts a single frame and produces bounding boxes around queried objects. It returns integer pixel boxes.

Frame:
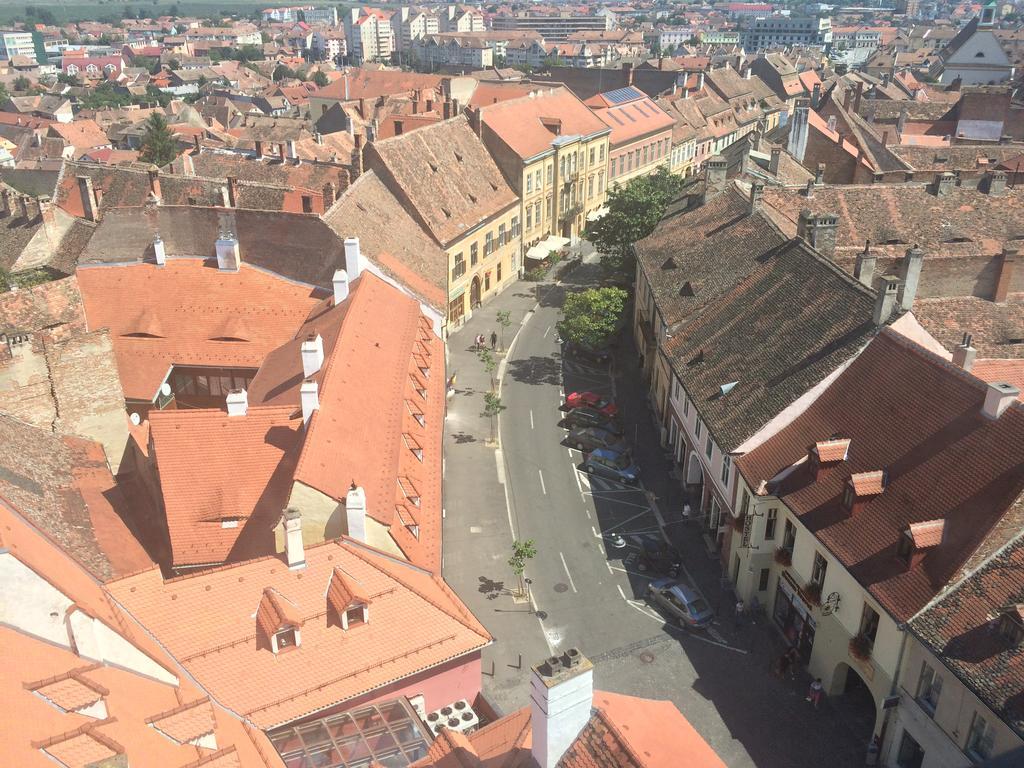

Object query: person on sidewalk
[785,647,800,679]
[806,678,824,708]
[490,331,497,351]
[475,333,484,351]
[733,599,744,630]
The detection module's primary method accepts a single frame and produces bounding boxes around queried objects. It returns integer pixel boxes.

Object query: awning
[526,235,570,262]
[586,206,609,222]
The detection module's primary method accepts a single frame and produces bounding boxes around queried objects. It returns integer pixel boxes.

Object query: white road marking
[686,632,749,654]
[538,469,547,495]
[577,470,592,490]
[606,509,657,532]
[608,564,652,579]
[559,552,578,593]
[543,325,551,338]
[573,467,584,495]
[529,409,534,429]
[707,626,728,643]
[469,526,483,533]
[605,560,613,574]
[584,507,592,520]
[616,584,628,600]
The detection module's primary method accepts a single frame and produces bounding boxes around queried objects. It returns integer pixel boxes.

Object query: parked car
[630,534,682,577]
[563,407,622,434]
[567,426,627,453]
[565,390,618,417]
[582,447,640,485]
[646,578,714,629]
[564,341,612,365]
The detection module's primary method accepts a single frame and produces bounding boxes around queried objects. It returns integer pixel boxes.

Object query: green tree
[477,347,497,391]
[273,64,295,82]
[139,112,178,167]
[585,167,684,269]
[508,539,536,598]
[483,391,505,444]
[12,75,30,92]
[312,70,329,88]
[557,286,627,349]
[57,72,80,86]
[495,310,512,352]
[0,82,8,103]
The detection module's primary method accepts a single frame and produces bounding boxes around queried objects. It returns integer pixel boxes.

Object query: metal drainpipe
[877,623,910,762]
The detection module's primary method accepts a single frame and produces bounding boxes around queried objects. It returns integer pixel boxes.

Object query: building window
[484,232,494,256]
[547,163,553,184]
[599,143,605,161]
[811,552,827,588]
[589,147,595,166]
[546,196,552,218]
[302,195,313,213]
[526,173,533,193]
[682,393,689,417]
[512,216,520,238]
[859,602,880,647]
[765,508,778,540]
[598,171,604,192]
[695,418,702,440]
[452,252,465,281]
[720,454,730,484]
[916,662,942,715]
[470,242,478,266]
[345,607,365,627]
[758,568,770,591]
[588,176,594,198]
[536,169,542,189]
[965,712,994,761]
[526,206,532,230]
[498,223,506,247]
[497,262,502,282]
[274,627,298,651]
[782,519,796,552]
[705,434,714,460]
[739,489,750,517]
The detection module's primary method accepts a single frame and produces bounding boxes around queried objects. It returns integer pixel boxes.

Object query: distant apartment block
[741,16,832,50]
[345,7,394,64]
[648,28,694,51]
[493,11,612,42]
[0,30,37,63]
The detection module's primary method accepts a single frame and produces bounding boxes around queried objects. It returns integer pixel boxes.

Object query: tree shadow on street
[478,575,506,600]
[506,355,562,386]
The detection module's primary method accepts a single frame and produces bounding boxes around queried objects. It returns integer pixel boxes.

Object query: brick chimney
[748,181,763,213]
[993,246,1017,303]
[352,134,364,178]
[811,82,821,108]
[814,163,825,185]
[530,649,593,768]
[282,508,305,569]
[226,388,248,416]
[255,139,264,157]
[873,275,900,325]
[301,333,325,377]
[226,176,239,207]
[898,245,924,311]
[0,189,10,217]
[854,241,875,287]
[853,81,863,113]
[147,169,161,202]
[769,147,780,175]
[982,382,1021,420]
[952,332,976,371]
[77,176,99,222]
[703,155,727,198]
[933,172,955,196]
[333,269,349,305]
[346,483,367,542]
[622,62,634,86]
[986,170,1007,196]
[796,210,838,258]
[17,196,28,221]
[300,378,319,425]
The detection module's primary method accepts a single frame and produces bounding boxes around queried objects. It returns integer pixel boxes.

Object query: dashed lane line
[538,469,547,495]
[559,552,578,593]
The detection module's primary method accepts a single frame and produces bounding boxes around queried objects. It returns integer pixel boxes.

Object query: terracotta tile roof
[738,330,1024,622]
[0,274,85,334]
[314,69,443,101]
[908,519,945,549]
[815,438,850,463]
[31,671,107,712]
[146,698,217,744]
[323,170,448,311]
[77,260,323,400]
[327,567,372,614]
[256,587,305,639]
[40,728,121,765]
[910,532,1024,740]
[107,538,491,729]
[149,405,303,568]
[368,116,518,246]
[0,416,151,580]
[478,86,609,160]
[910,295,1024,360]
[850,470,885,496]
[591,94,675,147]
[973,359,1024,400]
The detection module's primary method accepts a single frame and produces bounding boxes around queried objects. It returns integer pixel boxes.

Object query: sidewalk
[442,279,552,716]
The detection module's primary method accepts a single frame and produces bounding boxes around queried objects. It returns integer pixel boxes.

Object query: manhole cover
[639,651,655,664]
[535,610,548,620]
[554,582,569,593]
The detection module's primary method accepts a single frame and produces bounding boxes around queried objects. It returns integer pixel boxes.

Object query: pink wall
[291,651,483,726]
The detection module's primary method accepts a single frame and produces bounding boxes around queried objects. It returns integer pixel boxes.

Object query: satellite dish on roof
[130,412,141,426]
[160,383,171,397]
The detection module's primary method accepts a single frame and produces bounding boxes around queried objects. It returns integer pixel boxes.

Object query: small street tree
[495,310,512,352]
[139,112,178,167]
[508,539,537,599]
[585,167,685,270]
[557,286,627,349]
[477,347,497,391]
[312,70,329,88]
[12,75,30,92]
[483,391,505,444]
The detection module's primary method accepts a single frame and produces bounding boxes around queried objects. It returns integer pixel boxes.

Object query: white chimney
[344,237,363,279]
[300,379,319,425]
[286,139,298,159]
[301,333,324,377]
[982,382,1020,420]
[530,649,594,768]
[952,332,976,372]
[216,233,241,271]
[153,236,166,265]
[282,508,305,569]
[226,388,248,416]
[333,269,350,305]
[346,484,367,542]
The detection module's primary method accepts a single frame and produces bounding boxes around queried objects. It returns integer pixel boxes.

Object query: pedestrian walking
[733,599,744,630]
[786,647,800,679]
[490,331,497,351]
[806,678,824,708]
[775,650,792,679]
[475,333,484,351]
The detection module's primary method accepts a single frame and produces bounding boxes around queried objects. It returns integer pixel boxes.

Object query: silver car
[646,578,714,629]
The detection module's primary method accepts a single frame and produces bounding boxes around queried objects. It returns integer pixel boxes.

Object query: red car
[565,391,618,417]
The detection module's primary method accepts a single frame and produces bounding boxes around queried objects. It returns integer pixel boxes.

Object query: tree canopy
[139,112,178,167]
[557,286,628,349]
[311,70,329,88]
[585,167,685,269]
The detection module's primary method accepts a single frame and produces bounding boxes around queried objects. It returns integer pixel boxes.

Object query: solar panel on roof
[602,86,642,105]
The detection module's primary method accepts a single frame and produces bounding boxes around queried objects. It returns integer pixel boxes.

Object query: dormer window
[899,520,944,569]
[275,627,298,650]
[842,483,855,511]
[997,605,1024,645]
[256,587,303,654]
[327,567,370,630]
[843,470,886,515]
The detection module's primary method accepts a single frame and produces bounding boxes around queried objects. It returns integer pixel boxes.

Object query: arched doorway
[831,663,878,744]
[470,276,481,309]
[686,452,703,486]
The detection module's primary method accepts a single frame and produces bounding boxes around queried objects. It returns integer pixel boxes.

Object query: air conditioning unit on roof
[425,699,479,735]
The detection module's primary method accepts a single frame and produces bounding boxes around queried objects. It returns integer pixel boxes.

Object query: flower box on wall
[803,581,822,606]
[774,547,792,566]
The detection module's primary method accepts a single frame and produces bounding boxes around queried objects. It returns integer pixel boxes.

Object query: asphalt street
[443,260,873,768]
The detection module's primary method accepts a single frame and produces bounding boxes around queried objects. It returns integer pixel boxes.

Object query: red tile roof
[973,359,1024,401]
[815,438,850,463]
[256,587,305,638]
[738,330,1024,622]
[908,520,945,549]
[478,87,609,160]
[77,260,324,400]
[590,94,675,147]
[107,538,491,729]
[849,470,885,497]
[327,567,372,614]
[149,405,302,568]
